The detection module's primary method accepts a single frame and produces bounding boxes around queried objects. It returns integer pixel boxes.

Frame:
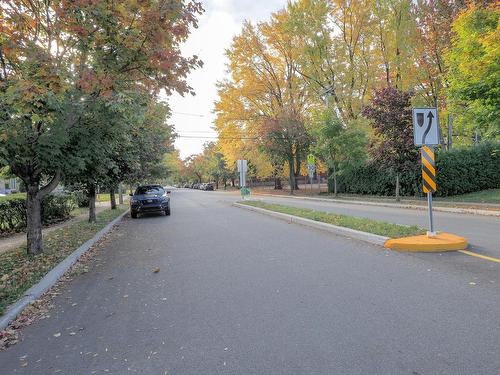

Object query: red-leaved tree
[363,87,419,200]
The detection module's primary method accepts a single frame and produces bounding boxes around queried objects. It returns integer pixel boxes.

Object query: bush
[0,194,77,236]
[42,194,77,223]
[70,190,90,207]
[337,142,500,197]
[0,196,26,234]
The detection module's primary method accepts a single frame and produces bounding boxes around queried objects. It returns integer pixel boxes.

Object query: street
[1,189,499,374]
[233,193,500,259]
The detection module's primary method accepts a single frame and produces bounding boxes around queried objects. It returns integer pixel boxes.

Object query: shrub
[0,194,77,235]
[42,194,77,223]
[337,142,500,197]
[70,190,90,207]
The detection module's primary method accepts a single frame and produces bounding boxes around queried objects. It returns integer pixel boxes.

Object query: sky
[168,0,287,159]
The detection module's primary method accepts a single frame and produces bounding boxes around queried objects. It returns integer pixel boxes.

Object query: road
[1,189,499,374]
[222,191,500,259]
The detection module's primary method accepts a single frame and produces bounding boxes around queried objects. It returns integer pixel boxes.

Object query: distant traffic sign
[412,108,439,146]
[307,164,315,180]
[237,159,248,173]
[307,154,316,165]
[421,146,437,194]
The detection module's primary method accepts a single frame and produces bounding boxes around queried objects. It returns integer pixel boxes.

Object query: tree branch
[38,170,62,198]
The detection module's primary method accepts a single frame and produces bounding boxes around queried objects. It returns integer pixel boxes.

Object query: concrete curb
[0,210,129,331]
[233,203,389,247]
[253,193,500,217]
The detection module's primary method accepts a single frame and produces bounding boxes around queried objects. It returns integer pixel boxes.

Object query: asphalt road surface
[1,189,499,374]
[220,192,500,259]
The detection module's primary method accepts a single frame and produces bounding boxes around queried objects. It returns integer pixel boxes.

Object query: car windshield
[135,186,164,195]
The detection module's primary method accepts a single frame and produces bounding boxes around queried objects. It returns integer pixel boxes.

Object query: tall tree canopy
[0,0,203,254]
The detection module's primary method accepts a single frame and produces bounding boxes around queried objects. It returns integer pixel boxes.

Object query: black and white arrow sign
[412,108,439,146]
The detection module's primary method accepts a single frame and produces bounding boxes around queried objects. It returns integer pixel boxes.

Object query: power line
[172,111,208,117]
[175,130,218,134]
[176,135,258,140]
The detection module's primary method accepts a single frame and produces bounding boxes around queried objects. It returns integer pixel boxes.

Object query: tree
[287,0,375,121]
[446,3,500,139]
[363,87,418,200]
[309,109,367,195]
[0,1,203,254]
[412,0,465,107]
[214,10,310,193]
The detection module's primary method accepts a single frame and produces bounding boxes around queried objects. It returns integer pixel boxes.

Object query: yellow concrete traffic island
[384,232,468,252]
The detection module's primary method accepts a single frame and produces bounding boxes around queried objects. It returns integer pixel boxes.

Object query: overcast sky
[168,0,287,159]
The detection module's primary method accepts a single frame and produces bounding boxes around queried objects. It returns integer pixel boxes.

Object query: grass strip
[0,207,126,316]
[240,200,424,239]
[438,189,500,204]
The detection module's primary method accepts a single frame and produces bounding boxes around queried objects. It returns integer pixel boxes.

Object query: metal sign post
[421,146,437,236]
[413,108,439,237]
[307,154,316,193]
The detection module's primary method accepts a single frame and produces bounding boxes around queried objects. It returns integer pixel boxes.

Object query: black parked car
[130,185,170,218]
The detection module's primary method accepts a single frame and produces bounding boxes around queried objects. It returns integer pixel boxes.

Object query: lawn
[438,189,500,204]
[0,193,26,202]
[240,201,424,238]
[0,206,127,316]
[96,194,111,202]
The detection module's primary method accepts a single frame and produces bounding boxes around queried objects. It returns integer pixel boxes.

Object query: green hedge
[0,194,76,235]
[336,142,500,197]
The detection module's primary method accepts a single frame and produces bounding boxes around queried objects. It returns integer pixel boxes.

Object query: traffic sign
[413,108,439,146]
[421,146,436,193]
[307,154,316,165]
[307,164,315,180]
[237,160,248,173]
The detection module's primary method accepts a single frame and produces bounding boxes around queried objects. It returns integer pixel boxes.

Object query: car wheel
[131,211,138,219]
[165,206,171,216]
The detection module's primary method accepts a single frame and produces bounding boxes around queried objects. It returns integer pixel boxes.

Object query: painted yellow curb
[384,232,468,252]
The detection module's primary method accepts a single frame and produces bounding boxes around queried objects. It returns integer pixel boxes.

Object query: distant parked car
[200,183,214,191]
[130,185,170,219]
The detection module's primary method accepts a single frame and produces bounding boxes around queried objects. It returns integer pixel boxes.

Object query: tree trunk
[333,164,338,197]
[26,185,43,256]
[327,167,335,194]
[215,179,219,190]
[110,187,117,210]
[118,184,124,204]
[294,153,300,190]
[88,183,97,223]
[288,156,295,195]
[274,177,282,190]
[231,178,235,187]
[21,170,61,256]
[395,173,400,202]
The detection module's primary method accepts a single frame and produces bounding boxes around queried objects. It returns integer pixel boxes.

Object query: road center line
[458,250,500,263]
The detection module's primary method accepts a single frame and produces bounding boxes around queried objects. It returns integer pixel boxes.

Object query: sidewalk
[0,203,110,254]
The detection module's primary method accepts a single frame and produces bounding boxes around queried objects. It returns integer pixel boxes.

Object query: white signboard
[307,164,315,180]
[413,108,439,146]
[237,160,248,173]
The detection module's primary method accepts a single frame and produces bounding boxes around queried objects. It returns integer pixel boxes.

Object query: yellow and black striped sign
[421,146,437,193]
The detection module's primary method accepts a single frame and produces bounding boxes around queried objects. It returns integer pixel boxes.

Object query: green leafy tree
[310,109,367,195]
[446,3,500,139]
[0,1,202,254]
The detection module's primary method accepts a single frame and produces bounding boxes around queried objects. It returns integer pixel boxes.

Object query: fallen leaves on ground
[0,222,121,351]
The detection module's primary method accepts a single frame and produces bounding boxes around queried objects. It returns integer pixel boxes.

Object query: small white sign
[237,160,248,173]
[412,108,439,146]
[307,164,315,179]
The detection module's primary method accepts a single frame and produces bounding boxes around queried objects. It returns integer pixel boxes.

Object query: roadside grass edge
[235,200,425,241]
